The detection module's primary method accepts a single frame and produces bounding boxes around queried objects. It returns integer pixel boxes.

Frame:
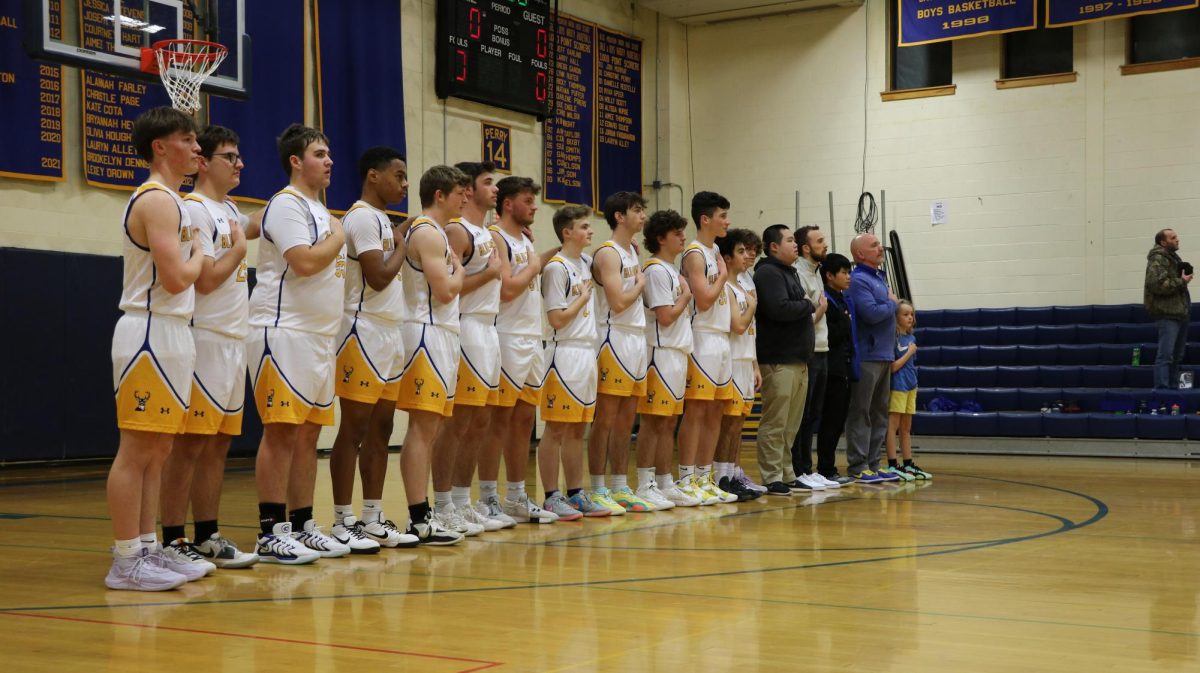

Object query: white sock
[362,500,383,524]
[715,462,732,479]
[479,481,498,500]
[679,464,695,479]
[334,503,354,524]
[451,486,472,508]
[139,533,158,550]
[506,481,526,500]
[610,474,628,490]
[114,537,141,559]
[637,467,656,489]
[433,491,453,510]
[591,475,606,491]
[656,473,674,490]
[698,464,712,478]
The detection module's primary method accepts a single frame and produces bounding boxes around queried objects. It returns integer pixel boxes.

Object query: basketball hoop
[140,39,228,114]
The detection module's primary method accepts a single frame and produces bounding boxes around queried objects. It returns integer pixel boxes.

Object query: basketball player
[395,165,470,545]
[327,146,417,551]
[107,107,206,591]
[158,125,258,574]
[588,191,650,514]
[248,124,347,563]
[633,210,697,508]
[715,228,762,501]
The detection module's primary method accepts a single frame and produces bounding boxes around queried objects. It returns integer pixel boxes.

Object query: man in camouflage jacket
[1144,229,1193,389]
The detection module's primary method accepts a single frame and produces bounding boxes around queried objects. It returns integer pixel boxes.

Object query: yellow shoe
[610,485,654,512]
[689,474,721,506]
[704,472,739,504]
[591,487,627,515]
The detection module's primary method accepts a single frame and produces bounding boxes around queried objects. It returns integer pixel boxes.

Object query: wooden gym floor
[0,451,1197,672]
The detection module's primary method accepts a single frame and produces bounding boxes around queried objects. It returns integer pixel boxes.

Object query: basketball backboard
[23,0,250,99]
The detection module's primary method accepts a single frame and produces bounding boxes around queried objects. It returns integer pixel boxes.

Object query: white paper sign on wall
[931,200,948,226]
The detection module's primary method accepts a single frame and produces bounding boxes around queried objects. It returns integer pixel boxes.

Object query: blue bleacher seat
[925,387,977,409]
[939,345,978,366]
[1076,323,1117,344]
[921,347,943,367]
[1131,305,1152,323]
[1019,388,1064,412]
[1136,415,1187,440]
[1093,305,1134,323]
[943,308,981,327]
[1191,305,1200,322]
[1038,366,1082,387]
[918,327,961,347]
[957,366,997,387]
[1054,305,1093,325]
[916,388,936,410]
[917,310,945,328]
[954,412,999,436]
[978,308,1017,326]
[978,345,1018,366]
[1057,344,1098,366]
[1124,366,1154,388]
[1186,415,1200,441]
[1106,389,1151,412]
[1043,413,1089,438]
[996,412,1045,437]
[1014,306,1054,326]
[1085,366,1126,388]
[996,366,1039,387]
[975,387,1018,411]
[912,411,955,435]
[960,326,999,346]
[1061,388,1105,411]
[1018,345,1058,366]
[919,366,959,388]
[1037,325,1077,346]
[1187,344,1200,362]
[1098,344,1135,365]
[1118,324,1158,344]
[997,325,1037,345]
[1088,413,1137,439]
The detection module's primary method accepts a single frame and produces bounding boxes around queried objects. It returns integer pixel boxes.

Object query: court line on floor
[0,611,504,672]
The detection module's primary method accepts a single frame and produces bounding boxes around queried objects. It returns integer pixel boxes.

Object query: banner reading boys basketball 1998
[898,0,1037,46]
[1046,0,1198,28]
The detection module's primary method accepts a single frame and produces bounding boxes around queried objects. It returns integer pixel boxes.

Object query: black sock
[888,458,899,468]
[162,524,186,543]
[567,488,583,497]
[259,502,287,536]
[409,500,431,524]
[194,519,219,543]
[903,459,914,468]
[289,506,314,531]
[545,490,560,500]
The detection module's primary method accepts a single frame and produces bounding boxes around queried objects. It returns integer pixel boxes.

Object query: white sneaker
[405,511,464,546]
[256,522,320,565]
[636,482,675,511]
[193,533,259,569]
[331,516,382,554]
[105,548,187,591]
[459,501,505,531]
[811,472,841,489]
[476,495,518,529]
[294,520,351,558]
[660,482,702,507]
[157,540,214,580]
[798,473,827,491]
[502,493,558,524]
[359,518,419,548]
[433,503,485,537]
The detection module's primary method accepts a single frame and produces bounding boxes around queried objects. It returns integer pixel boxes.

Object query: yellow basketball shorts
[596,326,648,397]
[396,322,460,417]
[182,327,246,435]
[334,314,403,405]
[496,333,544,408]
[889,388,918,415]
[685,330,734,402]
[638,346,687,417]
[112,312,195,434]
[455,314,501,407]
[725,359,756,417]
[247,327,336,426]
[539,341,597,423]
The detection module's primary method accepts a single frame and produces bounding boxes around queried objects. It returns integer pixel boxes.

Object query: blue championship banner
[208,0,304,203]
[80,0,189,190]
[315,0,407,215]
[0,0,64,181]
[543,13,595,209]
[594,26,642,210]
[1047,0,1199,28]
[898,0,1037,46]
[482,121,512,174]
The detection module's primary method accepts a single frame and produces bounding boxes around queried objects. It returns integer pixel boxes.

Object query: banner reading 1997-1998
[1046,0,1198,28]
[898,0,1037,46]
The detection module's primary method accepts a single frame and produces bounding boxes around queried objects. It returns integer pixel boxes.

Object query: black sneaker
[786,478,814,493]
[765,481,792,496]
[719,476,757,502]
[405,512,463,546]
[823,471,856,486]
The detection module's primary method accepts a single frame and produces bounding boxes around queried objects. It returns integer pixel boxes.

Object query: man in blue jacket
[845,233,899,483]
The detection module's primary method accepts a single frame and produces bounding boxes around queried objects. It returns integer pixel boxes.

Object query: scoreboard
[435,0,551,118]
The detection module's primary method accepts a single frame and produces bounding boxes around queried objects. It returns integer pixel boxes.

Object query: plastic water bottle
[1172,404,1181,416]
[1132,347,1141,367]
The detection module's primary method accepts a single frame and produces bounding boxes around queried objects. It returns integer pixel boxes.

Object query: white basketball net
[155,42,228,114]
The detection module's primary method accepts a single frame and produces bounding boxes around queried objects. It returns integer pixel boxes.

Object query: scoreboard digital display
[435,0,551,118]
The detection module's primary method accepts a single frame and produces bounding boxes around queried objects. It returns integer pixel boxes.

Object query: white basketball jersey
[727,281,755,360]
[183,192,249,338]
[683,241,730,334]
[401,217,460,334]
[457,217,500,317]
[119,181,195,319]
[641,258,693,353]
[593,240,646,331]
[248,188,346,337]
[491,224,542,336]
[543,254,595,343]
[342,201,404,323]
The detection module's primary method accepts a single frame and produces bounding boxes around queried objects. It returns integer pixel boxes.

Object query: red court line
[0,611,503,672]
